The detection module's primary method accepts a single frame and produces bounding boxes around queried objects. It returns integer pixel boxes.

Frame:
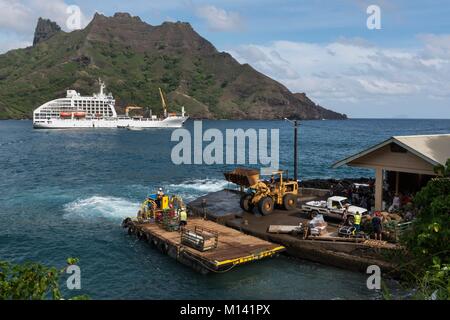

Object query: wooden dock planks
[129,217,285,272]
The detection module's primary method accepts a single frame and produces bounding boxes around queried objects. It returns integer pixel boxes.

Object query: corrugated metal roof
[393,134,450,165]
[333,134,450,168]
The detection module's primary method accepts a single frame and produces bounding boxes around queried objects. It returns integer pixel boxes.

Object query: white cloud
[195,5,243,32]
[0,37,31,52]
[0,0,32,32]
[228,35,450,110]
[29,0,90,31]
[418,34,450,60]
[0,0,91,53]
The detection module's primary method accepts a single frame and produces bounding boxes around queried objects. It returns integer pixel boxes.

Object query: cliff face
[33,18,62,46]
[0,13,346,120]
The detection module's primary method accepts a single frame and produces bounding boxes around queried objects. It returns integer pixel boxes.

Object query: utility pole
[284,118,300,182]
[294,120,298,182]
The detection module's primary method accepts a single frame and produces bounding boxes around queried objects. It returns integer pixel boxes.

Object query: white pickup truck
[301,196,367,224]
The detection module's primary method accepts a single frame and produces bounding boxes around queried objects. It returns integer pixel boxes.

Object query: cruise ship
[33,80,188,129]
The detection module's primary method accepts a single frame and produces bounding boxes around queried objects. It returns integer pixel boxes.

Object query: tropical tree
[400,159,450,299]
[0,258,88,300]
[434,158,450,177]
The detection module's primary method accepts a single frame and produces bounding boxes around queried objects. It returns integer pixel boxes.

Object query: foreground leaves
[0,258,88,300]
[400,161,450,300]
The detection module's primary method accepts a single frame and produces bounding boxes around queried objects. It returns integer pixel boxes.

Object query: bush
[400,160,450,299]
[0,258,88,300]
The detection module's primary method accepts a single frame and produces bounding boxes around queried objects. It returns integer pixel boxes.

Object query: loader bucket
[224,168,260,187]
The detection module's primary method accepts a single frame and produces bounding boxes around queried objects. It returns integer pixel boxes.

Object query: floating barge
[123,217,285,274]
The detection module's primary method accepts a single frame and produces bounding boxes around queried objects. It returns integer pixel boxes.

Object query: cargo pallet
[123,217,285,274]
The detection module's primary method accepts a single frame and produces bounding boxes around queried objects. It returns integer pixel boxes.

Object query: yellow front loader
[224,168,298,215]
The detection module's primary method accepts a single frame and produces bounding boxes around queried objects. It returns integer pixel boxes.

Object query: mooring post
[294,120,298,182]
[201,198,207,220]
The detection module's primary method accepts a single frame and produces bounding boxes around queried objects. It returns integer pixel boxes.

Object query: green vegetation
[0,258,88,300]
[188,58,222,109]
[398,159,450,299]
[0,29,223,119]
[0,15,346,120]
[434,158,450,177]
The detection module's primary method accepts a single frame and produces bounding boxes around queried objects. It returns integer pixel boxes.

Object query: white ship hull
[33,79,188,130]
[33,116,188,129]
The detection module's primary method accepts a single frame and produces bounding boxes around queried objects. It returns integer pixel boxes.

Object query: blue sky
[1,0,450,118]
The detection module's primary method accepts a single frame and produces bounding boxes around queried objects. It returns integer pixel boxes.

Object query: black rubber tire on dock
[258,197,274,215]
[283,193,297,210]
[240,194,254,212]
[310,210,319,219]
[347,215,355,225]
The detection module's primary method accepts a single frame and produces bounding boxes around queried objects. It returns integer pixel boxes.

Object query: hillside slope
[0,12,346,120]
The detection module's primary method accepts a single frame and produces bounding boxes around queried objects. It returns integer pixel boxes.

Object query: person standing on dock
[372,212,383,240]
[389,193,401,212]
[179,207,188,228]
[353,211,362,234]
[156,187,164,208]
[342,203,350,226]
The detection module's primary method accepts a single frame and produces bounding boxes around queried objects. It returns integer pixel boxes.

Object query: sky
[1,0,450,118]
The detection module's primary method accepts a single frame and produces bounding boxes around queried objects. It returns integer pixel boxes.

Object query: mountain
[33,18,61,46]
[0,12,347,120]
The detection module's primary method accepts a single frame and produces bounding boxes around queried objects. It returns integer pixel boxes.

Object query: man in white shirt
[389,193,401,212]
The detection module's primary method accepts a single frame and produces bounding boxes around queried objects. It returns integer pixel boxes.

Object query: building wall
[349,143,436,175]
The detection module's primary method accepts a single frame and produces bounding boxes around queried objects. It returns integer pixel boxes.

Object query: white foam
[63,196,139,221]
[166,179,228,193]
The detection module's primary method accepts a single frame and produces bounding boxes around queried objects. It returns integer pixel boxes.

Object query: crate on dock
[181,226,219,252]
[159,209,179,231]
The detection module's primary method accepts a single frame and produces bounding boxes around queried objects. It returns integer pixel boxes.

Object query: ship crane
[125,105,142,117]
[159,87,168,118]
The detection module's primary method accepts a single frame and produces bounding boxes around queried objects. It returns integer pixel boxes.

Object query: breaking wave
[165,179,230,201]
[167,179,229,193]
[63,196,140,220]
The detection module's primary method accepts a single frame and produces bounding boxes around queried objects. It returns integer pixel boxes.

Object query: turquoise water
[0,119,449,299]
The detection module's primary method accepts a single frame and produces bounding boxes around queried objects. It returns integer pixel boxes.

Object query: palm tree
[433,158,450,177]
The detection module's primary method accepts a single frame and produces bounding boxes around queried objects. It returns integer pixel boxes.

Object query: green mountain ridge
[0,12,347,120]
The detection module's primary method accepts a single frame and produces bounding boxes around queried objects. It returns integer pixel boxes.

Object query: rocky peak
[86,13,216,54]
[33,18,61,46]
[113,12,142,22]
[90,12,142,24]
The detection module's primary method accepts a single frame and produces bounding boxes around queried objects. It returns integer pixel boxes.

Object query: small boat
[74,112,86,118]
[60,112,72,118]
[127,126,144,131]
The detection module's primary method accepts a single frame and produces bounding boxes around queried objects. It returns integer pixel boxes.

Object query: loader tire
[240,194,254,212]
[283,194,297,210]
[258,197,274,215]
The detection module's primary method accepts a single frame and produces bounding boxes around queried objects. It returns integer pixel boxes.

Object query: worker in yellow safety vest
[353,211,362,234]
[179,207,188,228]
[156,187,164,208]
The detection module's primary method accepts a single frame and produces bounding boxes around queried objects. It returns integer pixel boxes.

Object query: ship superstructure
[33,79,187,129]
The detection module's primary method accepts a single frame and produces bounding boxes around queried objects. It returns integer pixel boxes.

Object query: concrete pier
[188,189,401,276]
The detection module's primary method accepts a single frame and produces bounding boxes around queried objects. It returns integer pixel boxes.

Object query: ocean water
[0,119,449,299]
